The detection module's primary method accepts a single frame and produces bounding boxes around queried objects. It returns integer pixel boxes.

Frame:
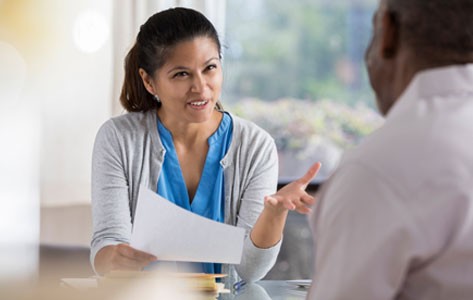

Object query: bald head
[386,0,473,64]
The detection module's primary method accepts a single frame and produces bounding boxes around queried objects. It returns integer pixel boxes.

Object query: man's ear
[380,11,399,58]
[138,68,156,95]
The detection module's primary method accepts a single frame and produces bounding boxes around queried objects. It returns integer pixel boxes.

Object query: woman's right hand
[264,162,321,215]
[94,243,157,275]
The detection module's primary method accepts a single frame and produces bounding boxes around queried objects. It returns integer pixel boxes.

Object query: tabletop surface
[59,277,310,300]
[220,280,309,300]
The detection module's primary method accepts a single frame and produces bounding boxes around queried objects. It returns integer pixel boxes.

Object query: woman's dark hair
[120,7,222,112]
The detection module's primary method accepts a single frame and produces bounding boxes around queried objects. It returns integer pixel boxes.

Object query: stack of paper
[100,270,229,299]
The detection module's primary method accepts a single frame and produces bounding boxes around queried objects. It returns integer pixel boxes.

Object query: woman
[91,7,320,283]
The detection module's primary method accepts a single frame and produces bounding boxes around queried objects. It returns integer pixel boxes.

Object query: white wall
[0,0,113,280]
[0,41,40,282]
[38,0,113,206]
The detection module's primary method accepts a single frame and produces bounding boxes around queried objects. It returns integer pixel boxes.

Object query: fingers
[295,205,312,214]
[293,196,313,214]
[110,244,157,271]
[266,194,313,213]
[264,195,279,206]
[283,199,296,211]
[118,244,157,262]
[281,198,311,214]
[264,163,320,216]
[301,194,316,206]
[298,195,315,214]
[113,254,147,271]
[298,162,322,189]
[265,195,296,211]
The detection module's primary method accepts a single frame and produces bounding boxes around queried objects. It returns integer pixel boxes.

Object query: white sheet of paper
[130,185,245,264]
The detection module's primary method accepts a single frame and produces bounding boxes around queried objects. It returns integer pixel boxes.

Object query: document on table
[130,185,245,264]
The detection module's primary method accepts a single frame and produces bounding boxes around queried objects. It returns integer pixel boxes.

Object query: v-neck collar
[156,113,232,214]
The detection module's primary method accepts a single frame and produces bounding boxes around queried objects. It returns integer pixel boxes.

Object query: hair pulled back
[120,7,222,112]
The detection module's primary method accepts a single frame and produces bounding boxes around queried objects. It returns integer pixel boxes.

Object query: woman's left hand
[264,162,322,215]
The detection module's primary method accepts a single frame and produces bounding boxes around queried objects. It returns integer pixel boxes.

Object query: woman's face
[145,36,223,125]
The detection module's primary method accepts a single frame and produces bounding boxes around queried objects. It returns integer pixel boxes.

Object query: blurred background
[0,0,381,285]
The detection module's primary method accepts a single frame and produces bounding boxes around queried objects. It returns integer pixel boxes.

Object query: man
[307,0,473,299]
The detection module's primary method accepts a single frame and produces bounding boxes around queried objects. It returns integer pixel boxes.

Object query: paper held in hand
[130,185,245,264]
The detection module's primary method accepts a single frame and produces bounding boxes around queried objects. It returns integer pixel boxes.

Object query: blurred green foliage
[228,98,383,152]
[223,0,376,107]
[223,0,381,178]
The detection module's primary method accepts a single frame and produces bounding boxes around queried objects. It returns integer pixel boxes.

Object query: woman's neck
[157,109,223,148]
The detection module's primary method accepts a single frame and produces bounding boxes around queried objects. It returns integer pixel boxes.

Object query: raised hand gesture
[265,162,322,215]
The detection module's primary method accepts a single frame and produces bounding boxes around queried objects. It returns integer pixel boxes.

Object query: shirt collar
[387,63,473,119]
[208,112,232,145]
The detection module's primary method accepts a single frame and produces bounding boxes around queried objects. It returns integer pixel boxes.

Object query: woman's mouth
[188,99,209,109]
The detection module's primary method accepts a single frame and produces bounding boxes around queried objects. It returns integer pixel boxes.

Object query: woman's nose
[191,74,206,92]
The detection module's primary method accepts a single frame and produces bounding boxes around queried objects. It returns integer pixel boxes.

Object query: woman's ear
[380,10,399,58]
[138,68,156,95]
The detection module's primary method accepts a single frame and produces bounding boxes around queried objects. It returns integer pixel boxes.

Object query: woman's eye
[206,64,217,71]
[173,71,188,78]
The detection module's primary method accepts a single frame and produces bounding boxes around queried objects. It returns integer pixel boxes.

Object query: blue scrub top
[156,112,233,274]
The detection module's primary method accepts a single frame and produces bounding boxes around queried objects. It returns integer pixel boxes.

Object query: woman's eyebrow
[166,57,220,74]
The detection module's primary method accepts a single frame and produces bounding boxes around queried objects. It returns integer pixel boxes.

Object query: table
[59,278,309,300]
[220,280,308,300]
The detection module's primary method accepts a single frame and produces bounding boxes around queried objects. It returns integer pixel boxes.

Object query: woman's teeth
[190,100,207,106]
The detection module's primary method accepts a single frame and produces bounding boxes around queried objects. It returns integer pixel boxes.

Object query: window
[223,0,383,183]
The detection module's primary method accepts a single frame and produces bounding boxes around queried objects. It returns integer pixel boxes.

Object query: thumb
[298,162,322,189]
[264,195,279,206]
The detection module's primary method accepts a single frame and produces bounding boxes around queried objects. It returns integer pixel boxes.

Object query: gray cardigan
[90,110,281,283]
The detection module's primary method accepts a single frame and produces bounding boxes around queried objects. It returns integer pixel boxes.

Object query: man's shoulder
[341,100,473,196]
